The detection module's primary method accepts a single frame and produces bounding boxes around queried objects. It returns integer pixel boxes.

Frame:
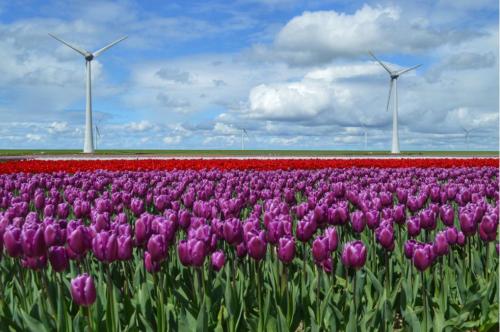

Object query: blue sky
[0,0,498,150]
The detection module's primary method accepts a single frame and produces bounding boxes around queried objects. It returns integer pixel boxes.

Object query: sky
[0,0,498,151]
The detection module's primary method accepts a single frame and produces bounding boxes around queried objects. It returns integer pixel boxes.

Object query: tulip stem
[316,265,321,325]
[86,306,94,332]
[421,271,427,332]
[485,242,489,279]
[106,265,116,332]
[302,242,307,301]
[255,261,263,331]
[353,271,357,331]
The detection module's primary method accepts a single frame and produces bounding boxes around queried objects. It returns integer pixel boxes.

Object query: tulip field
[0,158,498,331]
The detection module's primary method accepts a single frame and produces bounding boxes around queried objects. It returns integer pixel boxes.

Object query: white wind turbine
[358,119,368,151]
[49,33,127,153]
[94,125,101,151]
[461,126,473,150]
[241,128,249,151]
[369,51,421,154]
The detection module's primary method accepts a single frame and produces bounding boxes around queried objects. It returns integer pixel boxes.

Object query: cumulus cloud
[254,4,478,66]
[248,81,335,120]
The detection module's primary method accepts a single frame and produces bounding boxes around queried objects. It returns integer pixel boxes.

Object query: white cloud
[26,133,43,142]
[163,135,182,145]
[248,80,335,120]
[256,4,477,66]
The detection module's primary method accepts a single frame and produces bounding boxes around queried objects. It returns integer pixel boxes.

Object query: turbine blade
[93,36,127,57]
[386,79,394,112]
[48,33,88,56]
[369,51,393,75]
[396,64,422,76]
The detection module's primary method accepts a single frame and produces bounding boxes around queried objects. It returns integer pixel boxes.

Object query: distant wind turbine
[357,118,368,151]
[369,51,421,154]
[95,125,101,150]
[49,33,127,153]
[461,126,473,151]
[241,128,249,151]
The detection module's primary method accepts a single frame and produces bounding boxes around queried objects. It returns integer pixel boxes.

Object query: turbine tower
[369,51,421,154]
[49,34,127,153]
[241,128,249,151]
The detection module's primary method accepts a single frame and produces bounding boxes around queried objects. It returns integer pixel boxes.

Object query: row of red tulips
[0,158,497,173]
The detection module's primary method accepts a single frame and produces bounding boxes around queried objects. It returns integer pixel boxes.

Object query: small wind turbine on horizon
[49,33,127,153]
[241,128,249,151]
[461,126,473,151]
[95,125,101,150]
[369,51,421,154]
[358,119,368,151]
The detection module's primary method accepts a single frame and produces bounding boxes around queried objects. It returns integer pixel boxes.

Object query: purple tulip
[277,236,295,264]
[407,216,421,238]
[3,227,23,257]
[67,226,90,255]
[412,246,432,271]
[459,212,476,237]
[457,231,466,246]
[247,232,267,261]
[178,240,191,266]
[178,239,206,267]
[393,204,406,225]
[70,274,97,307]
[312,236,328,262]
[21,225,46,257]
[144,251,160,273]
[211,250,225,271]
[351,211,366,233]
[365,210,380,230]
[296,219,316,242]
[117,235,133,260]
[92,231,118,263]
[223,218,243,245]
[432,231,449,256]
[135,214,152,246]
[478,214,497,242]
[444,227,458,245]
[236,242,247,258]
[34,193,45,210]
[131,198,145,217]
[44,204,55,218]
[178,210,191,229]
[420,209,437,230]
[48,246,69,272]
[190,240,206,267]
[44,222,66,247]
[404,240,417,259]
[439,205,455,226]
[147,234,168,262]
[57,203,70,219]
[376,225,394,251]
[341,240,367,270]
[324,227,338,252]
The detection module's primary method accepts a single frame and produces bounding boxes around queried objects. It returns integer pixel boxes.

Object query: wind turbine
[369,51,421,154]
[357,118,368,151]
[49,33,127,153]
[95,125,101,151]
[461,126,473,151]
[241,128,249,151]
